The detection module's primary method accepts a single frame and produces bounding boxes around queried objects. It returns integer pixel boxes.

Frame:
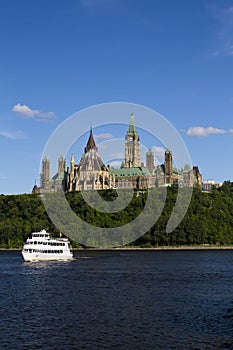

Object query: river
[0,250,233,349]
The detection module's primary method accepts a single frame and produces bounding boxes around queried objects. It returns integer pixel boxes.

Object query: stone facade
[38,113,201,193]
[146,149,154,174]
[164,149,173,184]
[66,129,111,191]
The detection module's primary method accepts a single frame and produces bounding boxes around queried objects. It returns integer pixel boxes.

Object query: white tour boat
[22,229,73,262]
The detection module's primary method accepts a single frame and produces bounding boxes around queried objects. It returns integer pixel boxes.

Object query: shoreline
[74,246,233,251]
[2,245,233,251]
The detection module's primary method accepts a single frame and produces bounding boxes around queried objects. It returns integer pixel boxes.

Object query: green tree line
[0,181,233,248]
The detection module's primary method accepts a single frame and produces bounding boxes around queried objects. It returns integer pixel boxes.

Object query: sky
[0,0,233,194]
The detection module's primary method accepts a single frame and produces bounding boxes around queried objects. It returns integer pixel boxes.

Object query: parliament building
[37,113,202,193]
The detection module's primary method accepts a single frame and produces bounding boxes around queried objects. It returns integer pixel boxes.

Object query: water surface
[0,250,233,349]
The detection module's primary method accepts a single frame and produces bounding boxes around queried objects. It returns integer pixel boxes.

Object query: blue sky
[0,0,233,194]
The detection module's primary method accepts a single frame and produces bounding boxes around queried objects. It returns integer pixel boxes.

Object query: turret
[70,153,74,175]
[41,156,50,188]
[164,149,172,184]
[58,155,66,175]
[146,149,154,174]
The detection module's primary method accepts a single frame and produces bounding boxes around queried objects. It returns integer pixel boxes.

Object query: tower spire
[85,128,97,153]
[124,113,140,168]
[128,112,138,136]
[130,104,133,115]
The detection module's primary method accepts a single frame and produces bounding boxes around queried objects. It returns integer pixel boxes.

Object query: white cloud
[12,103,55,121]
[229,129,233,133]
[210,45,233,57]
[225,6,233,14]
[211,51,221,57]
[150,146,165,166]
[187,126,226,137]
[94,133,113,140]
[108,160,122,168]
[222,45,233,56]
[13,103,34,117]
[140,146,165,167]
[0,130,25,139]
[151,146,165,159]
[98,143,107,150]
[208,5,233,58]
[111,152,124,158]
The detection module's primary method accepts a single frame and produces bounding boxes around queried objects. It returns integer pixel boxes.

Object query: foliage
[1,182,233,248]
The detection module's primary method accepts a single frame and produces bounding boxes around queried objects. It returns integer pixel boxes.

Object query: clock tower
[125,113,140,168]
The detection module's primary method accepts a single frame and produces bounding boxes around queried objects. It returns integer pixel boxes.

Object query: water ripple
[0,250,233,349]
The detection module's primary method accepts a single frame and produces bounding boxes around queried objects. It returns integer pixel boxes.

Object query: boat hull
[22,251,73,262]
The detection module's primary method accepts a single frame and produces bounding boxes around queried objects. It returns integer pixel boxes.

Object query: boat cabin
[31,230,49,239]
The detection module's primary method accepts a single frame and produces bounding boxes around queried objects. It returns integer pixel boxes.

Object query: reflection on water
[0,250,233,349]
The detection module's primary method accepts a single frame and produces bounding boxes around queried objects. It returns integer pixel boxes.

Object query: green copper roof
[110,167,151,177]
[147,148,154,155]
[127,113,138,136]
[52,171,67,181]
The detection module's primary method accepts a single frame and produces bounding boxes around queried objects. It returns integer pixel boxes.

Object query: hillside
[0,181,233,248]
